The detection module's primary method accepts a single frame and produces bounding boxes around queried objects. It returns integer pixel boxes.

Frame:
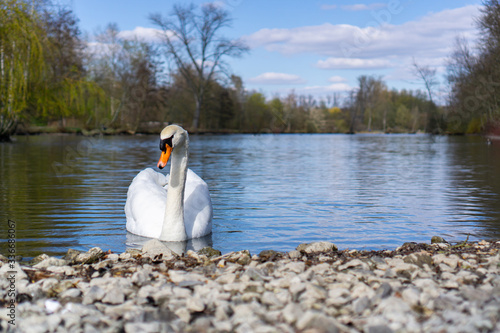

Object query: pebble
[3,240,500,333]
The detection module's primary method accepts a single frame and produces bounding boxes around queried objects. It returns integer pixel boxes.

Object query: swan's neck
[159,142,188,241]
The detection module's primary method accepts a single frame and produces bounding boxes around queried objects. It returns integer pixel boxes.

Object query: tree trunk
[191,96,201,131]
[367,107,372,132]
[383,109,387,132]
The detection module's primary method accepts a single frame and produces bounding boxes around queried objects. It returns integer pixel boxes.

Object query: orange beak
[157,146,172,169]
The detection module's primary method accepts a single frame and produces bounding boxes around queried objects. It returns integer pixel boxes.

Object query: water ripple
[1,134,500,259]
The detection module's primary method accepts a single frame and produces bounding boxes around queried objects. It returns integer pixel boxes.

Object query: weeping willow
[0,0,45,140]
[33,76,109,126]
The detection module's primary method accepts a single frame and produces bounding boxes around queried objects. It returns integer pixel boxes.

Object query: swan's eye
[160,136,173,152]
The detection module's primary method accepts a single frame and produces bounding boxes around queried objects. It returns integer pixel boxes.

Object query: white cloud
[303,83,352,93]
[118,27,168,42]
[248,72,306,85]
[243,5,480,62]
[317,57,392,69]
[341,3,386,11]
[328,75,348,83]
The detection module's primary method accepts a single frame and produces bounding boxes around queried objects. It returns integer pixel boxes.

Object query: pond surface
[1,133,500,259]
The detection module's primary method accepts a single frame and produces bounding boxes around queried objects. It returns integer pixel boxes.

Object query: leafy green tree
[0,0,45,140]
[244,92,270,132]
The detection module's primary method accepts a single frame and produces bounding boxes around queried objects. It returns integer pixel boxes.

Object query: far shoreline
[8,123,498,138]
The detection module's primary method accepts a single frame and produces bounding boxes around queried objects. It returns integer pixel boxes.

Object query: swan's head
[157,125,188,169]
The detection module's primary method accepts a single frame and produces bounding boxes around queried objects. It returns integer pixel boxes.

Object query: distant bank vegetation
[1,0,499,140]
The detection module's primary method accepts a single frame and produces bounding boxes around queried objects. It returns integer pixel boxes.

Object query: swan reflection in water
[125,232,213,256]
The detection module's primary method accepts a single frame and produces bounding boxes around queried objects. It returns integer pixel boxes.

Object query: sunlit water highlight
[1,134,499,259]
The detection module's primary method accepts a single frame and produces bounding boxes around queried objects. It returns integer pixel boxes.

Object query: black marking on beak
[160,136,173,152]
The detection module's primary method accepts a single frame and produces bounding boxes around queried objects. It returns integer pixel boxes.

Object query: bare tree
[412,58,438,103]
[150,3,248,131]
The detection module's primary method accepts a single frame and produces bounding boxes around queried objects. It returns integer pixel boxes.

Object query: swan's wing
[183,169,213,239]
[125,168,168,238]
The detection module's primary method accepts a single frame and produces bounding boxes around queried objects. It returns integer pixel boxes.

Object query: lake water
[1,134,499,260]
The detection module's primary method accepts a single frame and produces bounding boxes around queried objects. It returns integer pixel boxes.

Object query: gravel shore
[1,238,499,333]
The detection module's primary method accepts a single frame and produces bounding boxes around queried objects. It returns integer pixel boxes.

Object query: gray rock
[282,302,303,324]
[402,287,420,307]
[124,322,163,333]
[259,250,279,261]
[60,288,81,299]
[353,296,370,314]
[198,246,222,258]
[75,247,105,264]
[404,252,432,268]
[131,269,150,286]
[295,310,340,333]
[82,285,106,304]
[186,297,205,312]
[261,291,282,307]
[288,250,301,259]
[39,277,59,294]
[338,259,368,271]
[431,236,448,244]
[226,250,252,265]
[17,315,50,333]
[102,287,125,304]
[63,249,82,263]
[29,254,49,265]
[366,324,394,333]
[297,241,338,254]
[0,262,28,280]
[433,254,460,269]
[243,267,269,281]
[375,282,392,299]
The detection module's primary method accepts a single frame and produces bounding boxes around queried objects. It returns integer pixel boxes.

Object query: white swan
[125,125,212,241]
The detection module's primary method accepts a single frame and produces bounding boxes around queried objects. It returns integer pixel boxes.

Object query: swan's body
[125,125,212,241]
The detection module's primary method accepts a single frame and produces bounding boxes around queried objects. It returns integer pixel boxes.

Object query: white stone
[0,262,28,280]
[402,288,420,307]
[351,282,375,299]
[338,259,368,271]
[44,299,61,314]
[175,307,191,323]
[34,257,68,269]
[83,285,106,304]
[60,288,81,298]
[282,302,303,324]
[302,241,338,254]
[433,254,460,269]
[47,265,76,275]
[261,291,282,307]
[374,296,411,322]
[216,273,236,284]
[186,297,205,312]
[353,296,370,314]
[281,262,306,274]
[296,310,340,332]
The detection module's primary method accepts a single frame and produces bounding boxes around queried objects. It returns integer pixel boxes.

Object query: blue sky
[69,0,483,101]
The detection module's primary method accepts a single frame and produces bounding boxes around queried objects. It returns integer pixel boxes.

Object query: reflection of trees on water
[0,136,88,258]
[0,136,134,259]
[446,136,500,240]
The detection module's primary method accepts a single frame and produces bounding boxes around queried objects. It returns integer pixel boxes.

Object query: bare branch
[412,58,438,103]
[150,2,248,130]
